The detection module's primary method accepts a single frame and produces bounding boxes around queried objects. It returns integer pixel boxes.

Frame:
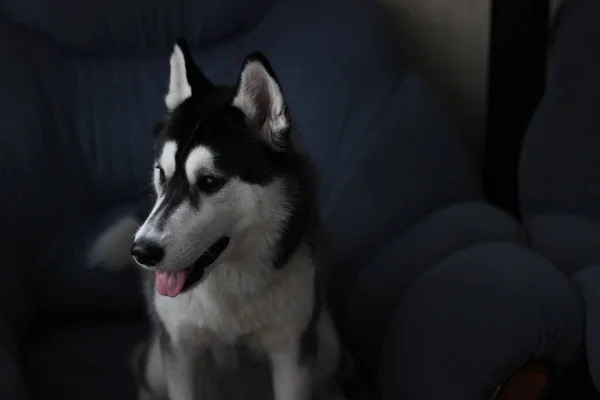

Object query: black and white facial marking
[131,39,317,296]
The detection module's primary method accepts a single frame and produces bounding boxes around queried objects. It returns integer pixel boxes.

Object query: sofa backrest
[0,0,480,322]
[519,0,600,274]
[0,0,405,246]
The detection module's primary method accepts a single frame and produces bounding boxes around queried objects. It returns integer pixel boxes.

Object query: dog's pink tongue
[155,269,189,297]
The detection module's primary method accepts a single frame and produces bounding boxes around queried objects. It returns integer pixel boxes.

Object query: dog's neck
[193,239,314,303]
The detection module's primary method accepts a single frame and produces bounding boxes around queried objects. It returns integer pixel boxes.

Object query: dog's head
[132,39,312,298]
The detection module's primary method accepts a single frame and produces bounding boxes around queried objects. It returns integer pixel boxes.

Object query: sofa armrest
[519,0,600,220]
[339,200,523,367]
[525,213,600,277]
[379,243,582,399]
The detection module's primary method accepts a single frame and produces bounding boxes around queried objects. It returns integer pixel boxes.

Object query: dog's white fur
[165,45,192,110]
[233,59,290,150]
[184,146,214,186]
[91,43,345,400]
[153,243,340,400]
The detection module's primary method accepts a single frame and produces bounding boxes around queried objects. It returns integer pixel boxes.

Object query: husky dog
[88,39,346,400]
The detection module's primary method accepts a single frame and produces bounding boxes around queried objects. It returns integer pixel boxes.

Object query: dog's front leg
[269,340,313,400]
[131,334,168,400]
[164,345,198,400]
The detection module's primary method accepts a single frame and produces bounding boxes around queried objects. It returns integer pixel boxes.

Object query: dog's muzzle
[131,236,230,298]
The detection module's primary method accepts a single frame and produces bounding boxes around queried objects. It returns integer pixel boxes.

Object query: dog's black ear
[151,121,164,137]
[165,38,214,111]
[232,52,290,151]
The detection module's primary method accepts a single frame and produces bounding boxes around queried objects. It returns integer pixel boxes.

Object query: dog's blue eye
[155,166,166,183]
[197,175,225,194]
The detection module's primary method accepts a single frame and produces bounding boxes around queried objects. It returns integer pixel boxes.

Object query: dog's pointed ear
[232,52,290,151]
[165,38,214,111]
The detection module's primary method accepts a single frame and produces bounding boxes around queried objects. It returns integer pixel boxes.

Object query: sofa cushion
[0,0,274,55]
[339,200,523,371]
[0,0,482,322]
[379,243,583,399]
[519,0,600,219]
[0,0,413,220]
[518,0,600,392]
[322,74,480,315]
[0,0,487,398]
[573,266,600,391]
[525,213,600,277]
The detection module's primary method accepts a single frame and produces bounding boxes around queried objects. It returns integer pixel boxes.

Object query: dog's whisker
[204,249,217,262]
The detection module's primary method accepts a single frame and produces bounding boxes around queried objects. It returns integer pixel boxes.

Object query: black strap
[484,0,550,219]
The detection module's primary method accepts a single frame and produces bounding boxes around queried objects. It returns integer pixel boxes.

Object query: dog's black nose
[131,240,164,267]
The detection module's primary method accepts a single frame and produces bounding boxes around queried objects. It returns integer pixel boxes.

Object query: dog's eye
[155,165,166,184]
[197,175,225,194]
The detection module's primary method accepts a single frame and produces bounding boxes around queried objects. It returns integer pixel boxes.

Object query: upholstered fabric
[520,0,600,391]
[0,0,584,398]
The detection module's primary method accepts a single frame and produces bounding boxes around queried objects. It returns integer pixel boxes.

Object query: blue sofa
[520,0,600,394]
[0,0,583,398]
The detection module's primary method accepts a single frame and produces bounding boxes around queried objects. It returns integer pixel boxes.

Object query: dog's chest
[154,260,315,348]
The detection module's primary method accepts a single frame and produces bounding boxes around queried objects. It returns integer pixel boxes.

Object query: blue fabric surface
[0,0,275,55]
[323,75,479,316]
[520,0,600,219]
[380,243,583,399]
[0,0,584,398]
[35,206,149,321]
[519,0,600,391]
[525,213,600,277]
[340,201,523,372]
[573,266,600,391]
